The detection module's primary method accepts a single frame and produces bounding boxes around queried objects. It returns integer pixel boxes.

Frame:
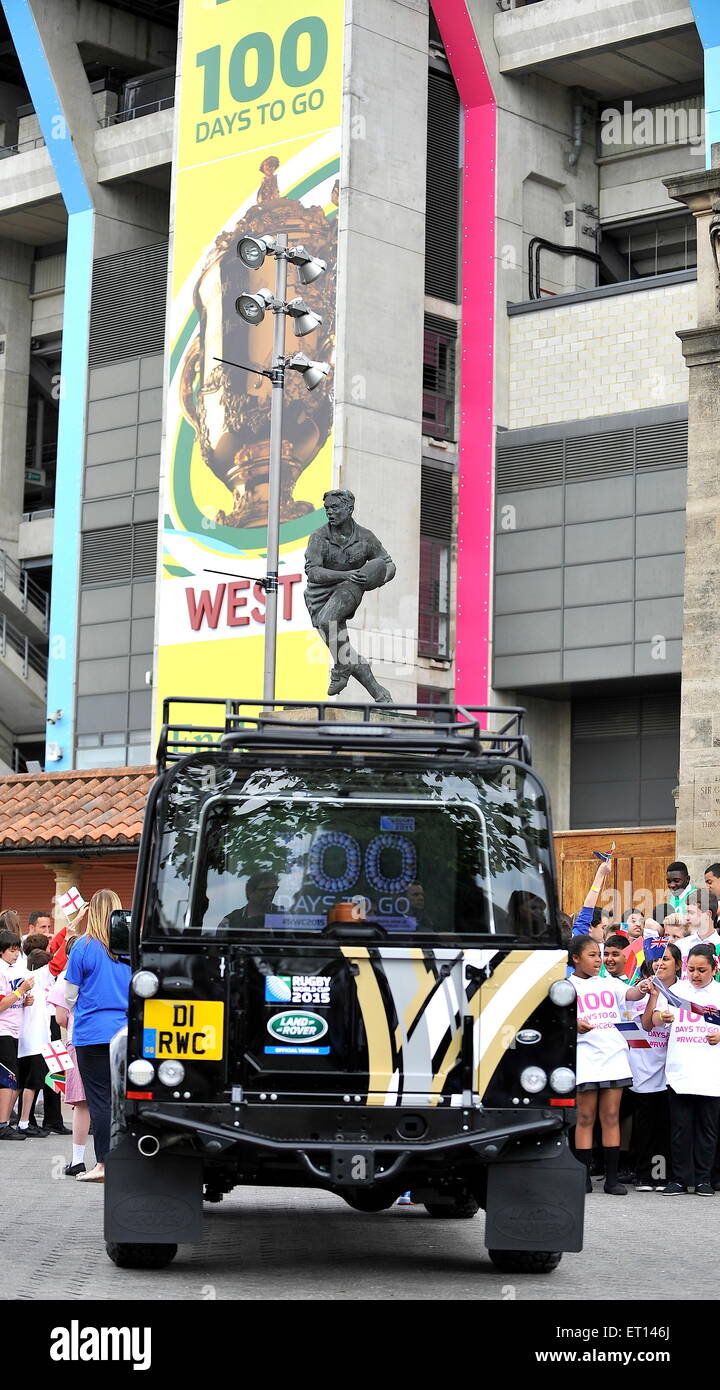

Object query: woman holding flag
[47,935,90,1176]
[647,942,720,1196]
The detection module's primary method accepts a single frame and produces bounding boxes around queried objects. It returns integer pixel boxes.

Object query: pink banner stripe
[430,2,496,707]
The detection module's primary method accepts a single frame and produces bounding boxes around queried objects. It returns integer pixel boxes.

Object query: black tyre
[108,1027,128,1152]
[424,1194,480,1219]
[488,1249,562,1275]
[106,1242,178,1270]
[341,1189,397,1212]
[109,1101,127,1153]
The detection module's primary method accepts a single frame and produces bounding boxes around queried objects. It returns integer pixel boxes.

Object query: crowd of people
[3,858,720,1204]
[565,857,720,1197]
[0,891,130,1183]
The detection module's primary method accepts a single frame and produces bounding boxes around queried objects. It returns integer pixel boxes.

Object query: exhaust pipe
[137,1133,160,1157]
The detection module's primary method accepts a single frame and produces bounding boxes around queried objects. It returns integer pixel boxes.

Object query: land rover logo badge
[267,1010,328,1043]
[516,1028,542,1045]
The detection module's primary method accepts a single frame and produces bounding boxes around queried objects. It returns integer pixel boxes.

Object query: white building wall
[507,281,696,429]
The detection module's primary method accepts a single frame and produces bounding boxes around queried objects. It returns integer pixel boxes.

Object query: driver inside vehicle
[403,881,436,931]
[218,872,280,930]
[506,890,549,938]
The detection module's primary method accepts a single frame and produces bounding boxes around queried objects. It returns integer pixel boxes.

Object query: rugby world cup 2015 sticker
[265,1010,330,1056]
[264,974,331,1005]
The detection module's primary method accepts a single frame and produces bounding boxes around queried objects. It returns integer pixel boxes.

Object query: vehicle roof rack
[157,698,531,771]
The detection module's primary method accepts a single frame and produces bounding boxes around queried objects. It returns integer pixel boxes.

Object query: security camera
[47,709,63,725]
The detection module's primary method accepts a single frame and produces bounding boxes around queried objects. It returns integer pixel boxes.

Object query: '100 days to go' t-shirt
[571,973,633,1085]
[0,957,28,1039]
[664,979,720,1097]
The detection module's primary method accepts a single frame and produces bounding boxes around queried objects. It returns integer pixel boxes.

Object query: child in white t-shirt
[0,930,33,1140]
[648,942,720,1195]
[16,949,54,1136]
[631,943,682,1189]
[569,934,650,1196]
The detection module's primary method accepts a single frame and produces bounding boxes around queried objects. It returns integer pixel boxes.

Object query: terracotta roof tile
[0,766,155,851]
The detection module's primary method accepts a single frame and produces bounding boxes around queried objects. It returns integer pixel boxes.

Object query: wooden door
[78,859,137,912]
[554,828,676,924]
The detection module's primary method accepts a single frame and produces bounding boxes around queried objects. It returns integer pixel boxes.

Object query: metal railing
[0,94,174,157]
[21,509,54,523]
[99,96,175,127]
[0,613,48,682]
[0,549,50,625]
[0,134,46,158]
[158,697,531,768]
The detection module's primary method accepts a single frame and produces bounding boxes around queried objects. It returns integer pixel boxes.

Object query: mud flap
[483,1135,585,1253]
[104,1134,204,1245]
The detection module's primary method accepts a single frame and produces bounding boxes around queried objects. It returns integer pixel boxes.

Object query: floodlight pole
[263,230,288,705]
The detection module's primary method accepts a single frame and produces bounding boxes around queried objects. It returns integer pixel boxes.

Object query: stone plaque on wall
[692,774,720,850]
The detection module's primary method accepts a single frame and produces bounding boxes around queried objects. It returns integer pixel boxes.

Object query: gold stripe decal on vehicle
[429,1028,463,1101]
[476,950,567,1097]
[342,947,394,1105]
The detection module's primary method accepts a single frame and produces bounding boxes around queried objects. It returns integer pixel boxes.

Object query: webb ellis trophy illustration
[180,155,396,704]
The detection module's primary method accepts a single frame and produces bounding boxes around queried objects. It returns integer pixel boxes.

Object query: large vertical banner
[157,1,343,725]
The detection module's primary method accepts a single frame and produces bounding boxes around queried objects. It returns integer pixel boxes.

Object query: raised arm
[572,857,613,933]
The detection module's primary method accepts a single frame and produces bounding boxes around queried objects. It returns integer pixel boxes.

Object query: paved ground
[5,1120,718,1300]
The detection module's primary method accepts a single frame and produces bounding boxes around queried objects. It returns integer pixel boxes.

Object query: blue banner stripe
[44,209,94,768]
[689,2,720,165]
[1,0,92,212]
[2,0,96,769]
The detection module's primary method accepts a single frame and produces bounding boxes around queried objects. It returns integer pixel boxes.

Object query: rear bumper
[124,1100,566,1170]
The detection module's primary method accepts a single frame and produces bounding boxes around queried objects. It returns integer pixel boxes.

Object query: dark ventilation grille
[573,695,680,740]
[640,693,681,736]
[420,463,453,544]
[419,463,452,659]
[425,312,457,338]
[573,698,640,740]
[132,520,158,577]
[81,521,158,586]
[425,69,460,302]
[423,314,457,440]
[81,526,132,586]
[496,439,564,490]
[565,429,634,480]
[496,416,687,490]
[89,242,168,365]
[636,418,688,469]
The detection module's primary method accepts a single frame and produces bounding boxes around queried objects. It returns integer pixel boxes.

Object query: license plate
[142,1000,224,1060]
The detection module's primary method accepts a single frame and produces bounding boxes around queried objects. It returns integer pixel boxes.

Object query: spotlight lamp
[285,297,323,337]
[235,287,275,325]
[287,351,331,391]
[237,234,276,269]
[287,245,327,285]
